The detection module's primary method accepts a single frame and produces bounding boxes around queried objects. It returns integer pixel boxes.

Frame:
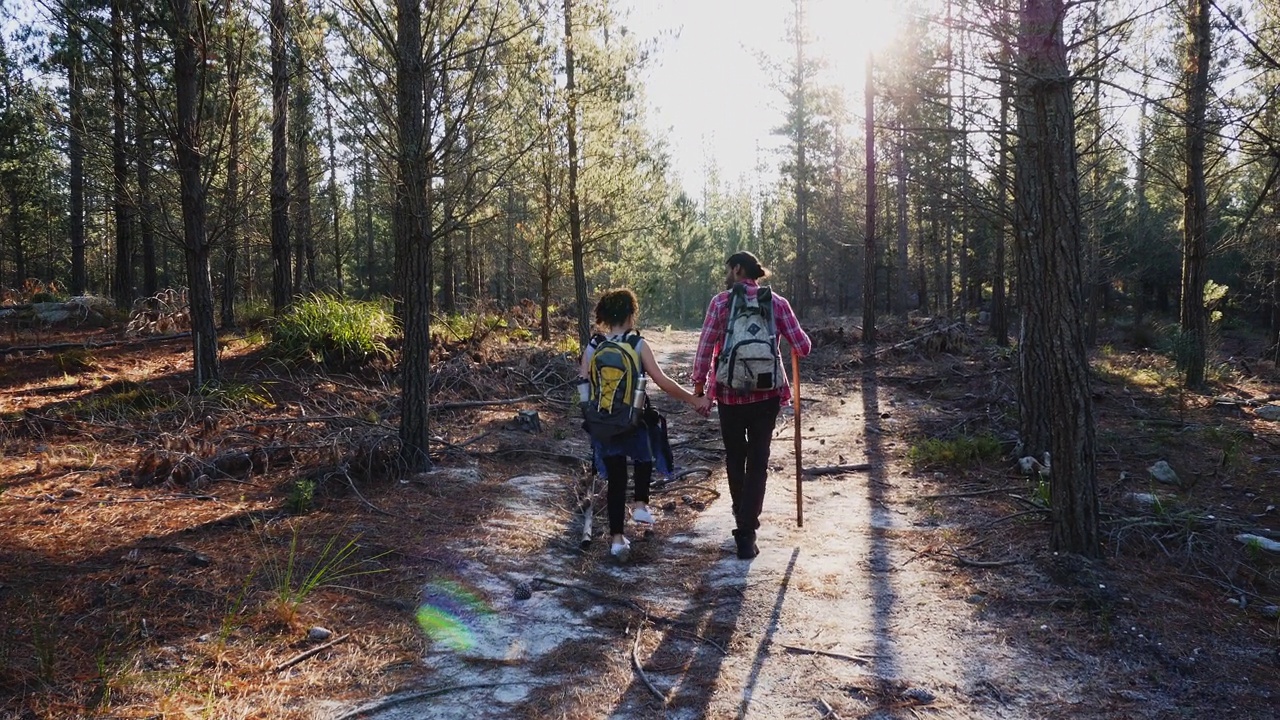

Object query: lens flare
[415,579,494,651]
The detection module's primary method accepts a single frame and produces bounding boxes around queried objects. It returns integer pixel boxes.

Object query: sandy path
[337,329,1057,719]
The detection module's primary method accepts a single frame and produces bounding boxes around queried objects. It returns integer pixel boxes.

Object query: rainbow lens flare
[415,579,494,651]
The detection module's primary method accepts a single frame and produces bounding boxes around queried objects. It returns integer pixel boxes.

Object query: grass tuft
[271,294,396,368]
[908,433,1003,469]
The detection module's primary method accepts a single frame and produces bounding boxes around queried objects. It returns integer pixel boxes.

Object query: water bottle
[632,376,648,410]
[577,377,590,407]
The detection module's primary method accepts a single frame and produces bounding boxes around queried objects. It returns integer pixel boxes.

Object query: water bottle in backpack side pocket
[632,376,648,417]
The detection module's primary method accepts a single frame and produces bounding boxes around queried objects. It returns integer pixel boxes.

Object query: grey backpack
[715,284,780,391]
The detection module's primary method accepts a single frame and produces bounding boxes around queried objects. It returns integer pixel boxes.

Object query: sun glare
[624,0,917,192]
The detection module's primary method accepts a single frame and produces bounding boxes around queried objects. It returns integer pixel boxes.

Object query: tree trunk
[68,18,86,296]
[171,0,219,387]
[564,0,590,349]
[791,0,810,319]
[863,53,877,345]
[991,0,1012,346]
[894,129,910,316]
[292,40,315,295]
[111,0,135,309]
[270,0,293,313]
[1013,0,1099,557]
[1180,0,1210,388]
[220,5,242,329]
[395,0,433,472]
[132,0,157,298]
[324,65,343,295]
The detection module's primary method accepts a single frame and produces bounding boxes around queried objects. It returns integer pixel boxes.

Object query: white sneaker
[610,537,631,562]
[631,505,654,525]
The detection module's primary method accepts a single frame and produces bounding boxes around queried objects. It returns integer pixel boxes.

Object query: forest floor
[0,313,1277,719]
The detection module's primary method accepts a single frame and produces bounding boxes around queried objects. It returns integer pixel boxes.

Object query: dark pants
[602,455,652,535]
[719,397,781,534]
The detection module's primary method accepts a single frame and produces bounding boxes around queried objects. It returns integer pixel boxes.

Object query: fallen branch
[274,633,350,672]
[817,697,844,720]
[333,682,534,720]
[802,463,873,478]
[868,322,964,358]
[945,553,1025,568]
[0,331,192,355]
[921,486,1022,500]
[975,508,1048,530]
[780,644,877,665]
[434,393,567,411]
[632,620,667,704]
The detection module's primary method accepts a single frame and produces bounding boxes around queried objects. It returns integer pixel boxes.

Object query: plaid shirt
[692,280,812,405]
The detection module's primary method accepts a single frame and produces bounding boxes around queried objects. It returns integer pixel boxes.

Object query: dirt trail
[338,329,1059,719]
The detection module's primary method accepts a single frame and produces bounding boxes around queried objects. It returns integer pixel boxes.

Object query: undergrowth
[271,294,395,368]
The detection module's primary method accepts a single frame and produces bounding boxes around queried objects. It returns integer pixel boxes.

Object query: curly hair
[594,288,639,327]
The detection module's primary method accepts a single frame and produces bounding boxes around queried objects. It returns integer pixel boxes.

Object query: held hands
[692,393,713,418]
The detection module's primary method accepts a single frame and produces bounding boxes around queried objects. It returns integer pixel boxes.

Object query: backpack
[582,332,645,442]
[715,283,780,392]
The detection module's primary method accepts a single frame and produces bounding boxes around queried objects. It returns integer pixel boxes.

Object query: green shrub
[271,294,395,367]
[908,433,1003,468]
[68,381,174,419]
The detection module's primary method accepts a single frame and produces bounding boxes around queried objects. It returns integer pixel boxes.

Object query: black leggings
[718,398,781,534]
[602,456,652,535]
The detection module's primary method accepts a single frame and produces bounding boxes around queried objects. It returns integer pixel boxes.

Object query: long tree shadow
[861,355,904,705]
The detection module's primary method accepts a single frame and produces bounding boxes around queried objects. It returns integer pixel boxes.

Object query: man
[692,251,812,559]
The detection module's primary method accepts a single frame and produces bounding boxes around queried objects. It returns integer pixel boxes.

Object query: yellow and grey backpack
[583,332,645,442]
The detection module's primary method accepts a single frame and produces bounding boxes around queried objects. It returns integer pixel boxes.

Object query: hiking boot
[732,529,758,560]
[610,536,632,563]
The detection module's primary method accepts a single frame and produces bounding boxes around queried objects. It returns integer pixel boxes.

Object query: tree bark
[1013,0,1099,557]
[292,36,315,294]
[170,0,219,387]
[395,0,433,472]
[1180,0,1211,388]
[270,0,293,313]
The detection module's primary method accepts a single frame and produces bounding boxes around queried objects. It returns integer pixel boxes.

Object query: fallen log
[802,463,873,478]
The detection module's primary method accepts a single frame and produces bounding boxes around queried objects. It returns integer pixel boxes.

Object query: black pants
[718,397,781,534]
[602,455,652,535]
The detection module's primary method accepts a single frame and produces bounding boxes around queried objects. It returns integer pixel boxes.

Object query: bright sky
[620,0,909,195]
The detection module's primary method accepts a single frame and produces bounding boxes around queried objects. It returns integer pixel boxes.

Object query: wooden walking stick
[792,349,803,527]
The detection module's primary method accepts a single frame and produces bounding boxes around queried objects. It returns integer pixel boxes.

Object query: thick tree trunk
[395,0,433,472]
[171,0,219,387]
[1014,0,1099,557]
[270,0,292,313]
[111,0,135,310]
[1180,0,1211,388]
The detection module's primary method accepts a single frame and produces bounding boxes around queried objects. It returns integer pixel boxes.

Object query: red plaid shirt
[692,280,812,405]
